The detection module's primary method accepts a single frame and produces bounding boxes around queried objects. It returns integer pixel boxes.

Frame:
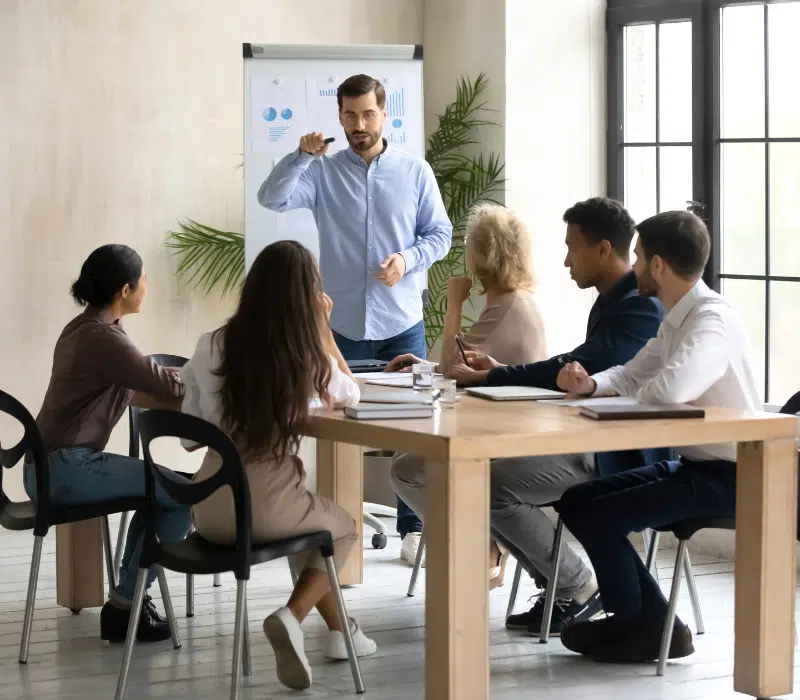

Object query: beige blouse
[458,290,547,366]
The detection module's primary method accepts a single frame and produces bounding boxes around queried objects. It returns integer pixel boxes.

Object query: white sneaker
[264,607,312,690]
[400,532,425,567]
[325,618,378,660]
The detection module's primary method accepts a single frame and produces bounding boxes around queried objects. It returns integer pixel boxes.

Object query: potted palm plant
[167,73,504,352]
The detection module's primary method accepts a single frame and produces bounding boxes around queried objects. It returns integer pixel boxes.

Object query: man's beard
[637,269,659,298]
[346,129,381,151]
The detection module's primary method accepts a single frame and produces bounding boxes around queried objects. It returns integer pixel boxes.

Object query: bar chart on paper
[385,83,409,148]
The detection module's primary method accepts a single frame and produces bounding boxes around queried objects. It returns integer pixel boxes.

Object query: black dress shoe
[592,619,694,663]
[561,615,622,655]
[100,600,172,643]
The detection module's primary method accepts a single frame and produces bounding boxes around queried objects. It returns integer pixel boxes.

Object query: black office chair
[114,409,365,700]
[120,353,220,616]
[0,388,163,664]
[653,390,800,676]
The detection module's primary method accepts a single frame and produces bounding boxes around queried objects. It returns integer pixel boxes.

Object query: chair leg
[242,598,252,677]
[114,568,148,700]
[682,548,705,635]
[288,559,299,586]
[657,540,687,676]
[102,516,117,594]
[505,560,523,620]
[406,528,426,597]
[156,567,181,649]
[18,535,44,664]
[114,511,130,580]
[186,574,195,617]
[229,579,248,700]
[539,517,565,644]
[324,555,365,694]
[645,529,661,583]
[214,573,222,587]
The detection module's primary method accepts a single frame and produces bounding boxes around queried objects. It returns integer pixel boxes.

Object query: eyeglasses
[342,111,380,126]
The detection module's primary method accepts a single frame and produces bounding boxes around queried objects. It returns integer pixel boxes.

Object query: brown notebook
[579,403,706,421]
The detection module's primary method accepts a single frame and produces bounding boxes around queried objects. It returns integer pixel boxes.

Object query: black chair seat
[48,497,147,528]
[158,530,334,576]
[657,517,736,541]
[0,500,36,531]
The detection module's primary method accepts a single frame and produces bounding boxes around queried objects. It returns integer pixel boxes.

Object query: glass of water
[434,377,458,408]
[412,362,436,392]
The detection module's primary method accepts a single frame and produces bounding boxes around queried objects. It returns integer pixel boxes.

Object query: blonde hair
[466,203,535,293]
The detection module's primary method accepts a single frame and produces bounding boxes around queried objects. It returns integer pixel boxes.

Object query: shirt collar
[343,138,391,166]
[664,279,711,329]
[599,270,638,303]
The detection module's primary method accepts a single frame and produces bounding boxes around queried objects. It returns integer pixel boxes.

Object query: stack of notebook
[344,389,435,420]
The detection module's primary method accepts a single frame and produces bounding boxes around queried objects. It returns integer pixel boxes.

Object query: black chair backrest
[137,409,253,578]
[128,354,188,459]
[779,391,800,416]
[0,390,49,527]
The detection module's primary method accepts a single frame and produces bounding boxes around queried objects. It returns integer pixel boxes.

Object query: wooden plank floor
[1,516,799,700]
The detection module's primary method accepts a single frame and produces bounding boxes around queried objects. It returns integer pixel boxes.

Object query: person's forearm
[257,150,313,212]
[439,298,464,372]
[324,327,354,379]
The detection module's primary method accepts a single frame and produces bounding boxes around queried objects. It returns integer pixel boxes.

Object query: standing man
[258,74,452,564]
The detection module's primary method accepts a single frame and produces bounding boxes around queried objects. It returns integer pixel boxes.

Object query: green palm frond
[166,219,244,297]
[165,74,504,352]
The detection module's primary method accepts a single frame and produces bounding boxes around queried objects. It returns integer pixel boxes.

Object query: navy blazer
[487,271,674,475]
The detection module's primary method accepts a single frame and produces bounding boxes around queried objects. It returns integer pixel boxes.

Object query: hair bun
[70,274,96,307]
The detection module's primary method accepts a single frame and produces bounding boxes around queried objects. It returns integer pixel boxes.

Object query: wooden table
[309,396,798,700]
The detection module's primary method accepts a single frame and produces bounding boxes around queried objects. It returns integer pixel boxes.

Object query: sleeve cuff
[399,248,417,273]
[591,372,617,397]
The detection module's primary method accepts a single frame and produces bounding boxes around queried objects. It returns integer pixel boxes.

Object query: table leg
[316,439,364,586]
[425,457,490,700]
[56,520,105,610]
[734,439,797,698]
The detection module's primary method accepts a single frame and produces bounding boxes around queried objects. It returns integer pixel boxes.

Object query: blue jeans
[24,448,192,604]
[333,320,426,537]
[558,459,738,626]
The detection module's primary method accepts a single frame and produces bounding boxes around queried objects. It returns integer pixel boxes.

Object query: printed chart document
[250,77,306,152]
[305,77,348,154]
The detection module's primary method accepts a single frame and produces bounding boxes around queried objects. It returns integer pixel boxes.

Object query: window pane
[624,24,656,143]
[658,21,693,143]
[721,143,765,275]
[769,281,800,406]
[769,143,800,277]
[722,279,766,403]
[768,3,800,137]
[721,5,765,138]
[624,147,657,224]
[659,146,692,213]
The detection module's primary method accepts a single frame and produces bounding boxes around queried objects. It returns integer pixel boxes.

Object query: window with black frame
[607,0,800,405]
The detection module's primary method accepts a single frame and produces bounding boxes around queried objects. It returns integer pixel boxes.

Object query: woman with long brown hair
[181,241,376,691]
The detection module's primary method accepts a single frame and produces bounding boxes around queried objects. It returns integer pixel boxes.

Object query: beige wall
[0,0,423,499]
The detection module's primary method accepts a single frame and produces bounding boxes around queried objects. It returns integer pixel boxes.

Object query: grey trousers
[390,452,596,597]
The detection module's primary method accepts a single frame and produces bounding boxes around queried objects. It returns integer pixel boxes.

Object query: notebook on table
[465,386,566,402]
[347,359,389,373]
[578,403,706,420]
[344,403,435,420]
[359,389,435,405]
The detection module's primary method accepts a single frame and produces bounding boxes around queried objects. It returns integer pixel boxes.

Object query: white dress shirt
[591,280,761,462]
[180,330,360,449]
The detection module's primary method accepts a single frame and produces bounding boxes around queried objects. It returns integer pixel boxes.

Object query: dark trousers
[558,458,738,625]
[332,320,426,538]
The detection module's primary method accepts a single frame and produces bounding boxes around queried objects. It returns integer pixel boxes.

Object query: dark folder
[579,403,706,421]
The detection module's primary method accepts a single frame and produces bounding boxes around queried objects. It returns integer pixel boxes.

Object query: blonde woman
[386,204,547,580]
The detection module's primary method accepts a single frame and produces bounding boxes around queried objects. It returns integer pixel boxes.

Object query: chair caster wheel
[372,533,387,549]
[70,608,82,614]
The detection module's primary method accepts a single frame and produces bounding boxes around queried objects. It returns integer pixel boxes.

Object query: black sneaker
[506,589,603,636]
[100,600,172,643]
[143,595,167,625]
[591,618,694,663]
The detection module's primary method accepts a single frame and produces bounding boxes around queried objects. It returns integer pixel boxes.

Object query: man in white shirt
[554,210,762,664]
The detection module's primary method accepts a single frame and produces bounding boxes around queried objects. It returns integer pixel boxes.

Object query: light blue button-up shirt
[258,142,452,341]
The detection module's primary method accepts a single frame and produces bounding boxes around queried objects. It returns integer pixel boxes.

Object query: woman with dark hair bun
[27,244,191,644]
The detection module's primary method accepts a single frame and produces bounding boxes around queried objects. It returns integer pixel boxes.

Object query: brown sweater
[36,307,185,453]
